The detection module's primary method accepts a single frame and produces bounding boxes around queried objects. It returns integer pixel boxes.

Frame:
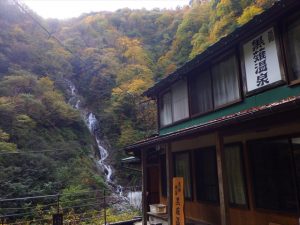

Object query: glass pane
[212,55,240,108]
[190,70,213,115]
[287,18,300,80]
[224,145,247,206]
[195,147,219,203]
[171,80,189,122]
[160,154,167,196]
[160,92,172,126]
[174,153,192,199]
[291,138,300,202]
[249,139,297,212]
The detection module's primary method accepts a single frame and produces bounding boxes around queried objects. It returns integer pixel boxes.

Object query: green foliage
[0,0,277,220]
[237,5,263,25]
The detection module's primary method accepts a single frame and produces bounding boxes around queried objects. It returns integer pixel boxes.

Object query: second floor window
[189,54,241,116]
[160,79,189,127]
[287,17,300,81]
[212,55,240,108]
[190,69,213,115]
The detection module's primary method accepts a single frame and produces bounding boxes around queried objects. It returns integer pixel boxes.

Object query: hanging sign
[172,177,185,225]
[53,213,63,225]
[243,27,282,92]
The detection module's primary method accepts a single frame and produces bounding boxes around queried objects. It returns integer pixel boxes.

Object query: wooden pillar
[142,149,148,225]
[215,132,230,225]
[166,143,173,225]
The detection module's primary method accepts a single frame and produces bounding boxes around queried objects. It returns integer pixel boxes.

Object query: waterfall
[85,112,113,183]
[66,80,141,209]
[66,80,114,183]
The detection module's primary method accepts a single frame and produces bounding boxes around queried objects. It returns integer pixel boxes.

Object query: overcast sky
[22,0,190,20]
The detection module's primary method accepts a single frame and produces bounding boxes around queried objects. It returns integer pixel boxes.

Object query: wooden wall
[154,120,300,225]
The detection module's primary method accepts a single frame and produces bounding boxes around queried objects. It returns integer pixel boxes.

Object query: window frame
[240,25,286,97]
[194,146,220,204]
[224,142,249,209]
[282,12,300,86]
[160,154,167,197]
[171,78,190,123]
[158,79,190,129]
[247,135,300,214]
[188,66,215,118]
[210,51,243,110]
[173,150,193,201]
[187,51,243,118]
[159,89,173,128]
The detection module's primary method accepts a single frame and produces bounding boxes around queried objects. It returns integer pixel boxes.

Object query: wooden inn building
[124,0,300,224]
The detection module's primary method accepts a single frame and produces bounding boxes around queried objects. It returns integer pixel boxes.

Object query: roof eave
[124,96,300,152]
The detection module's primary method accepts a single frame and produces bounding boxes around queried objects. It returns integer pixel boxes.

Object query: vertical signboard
[243,27,282,92]
[173,177,185,225]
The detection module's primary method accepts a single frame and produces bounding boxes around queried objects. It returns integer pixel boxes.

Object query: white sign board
[243,27,282,92]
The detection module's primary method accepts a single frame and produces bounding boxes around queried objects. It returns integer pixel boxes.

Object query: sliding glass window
[195,147,219,203]
[212,55,240,108]
[160,91,172,127]
[171,79,189,122]
[160,154,167,197]
[174,152,192,199]
[286,17,300,81]
[224,144,247,207]
[249,139,298,213]
[190,69,213,116]
[159,79,189,127]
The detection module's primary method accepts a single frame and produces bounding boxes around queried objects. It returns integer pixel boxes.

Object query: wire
[62,202,101,211]
[2,211,35,218]
[1,196,101,211]
[0,149,69,155]
[0,189,106,202]
[0,194,58,203]
[1,202,57,211]
[5,218,50,225]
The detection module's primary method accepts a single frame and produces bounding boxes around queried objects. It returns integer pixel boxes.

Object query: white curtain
[212,55,240,108]
[175,153,192,198]
[288,18,300,80]
[171,79,189,122]
[225,145,246,205]
[160,92,172,126]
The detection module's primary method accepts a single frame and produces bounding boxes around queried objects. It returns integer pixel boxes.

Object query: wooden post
[142,149,148,225]
[104,189,107,225]
[166,143,173,225]
[215,132,230,225]
[57,194,60,214]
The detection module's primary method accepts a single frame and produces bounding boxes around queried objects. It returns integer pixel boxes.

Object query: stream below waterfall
[66,80,142,209]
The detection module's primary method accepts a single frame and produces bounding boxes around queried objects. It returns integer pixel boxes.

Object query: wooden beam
[215,132,230,225]
[166,143,173,225]
[142,149,148,225]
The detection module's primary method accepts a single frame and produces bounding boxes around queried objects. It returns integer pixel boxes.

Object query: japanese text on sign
[243,28,282,92]
[172,177,185,225]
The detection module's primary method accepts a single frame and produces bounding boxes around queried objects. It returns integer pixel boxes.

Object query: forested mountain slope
[0,1,106,201]
[0,0,275,203]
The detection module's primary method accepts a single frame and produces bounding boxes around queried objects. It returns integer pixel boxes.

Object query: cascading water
[66,80,142,209]
[67,80,114,183]
[85,112,113,183]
